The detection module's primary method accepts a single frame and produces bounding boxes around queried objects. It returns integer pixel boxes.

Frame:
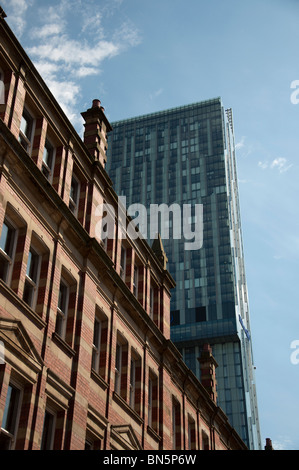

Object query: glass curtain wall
[106,98,261,450]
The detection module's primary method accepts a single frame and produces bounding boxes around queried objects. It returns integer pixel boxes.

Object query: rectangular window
[115,342,122,395]
[120,246,126,280]
[196,306,206,322]
[148,373,158,432]
[0,383,22,450]
[202,431,209,450]
[148,377,153,426]
[92,317,102,372]
[55,279,69,339]
[133,266,138,297]
[23,247,40,308]
[42,139,55,181]
[0,218,16,283]
[69,174,80,215]
[149,286,154,319]
[188,416,196,450]
[41,410,56,450]
[172,399,181,450]
[19,108,33,152]
[129,352,141,413]
[129,358,136,408]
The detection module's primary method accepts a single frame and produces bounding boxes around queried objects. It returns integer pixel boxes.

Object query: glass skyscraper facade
[106,97,261,450]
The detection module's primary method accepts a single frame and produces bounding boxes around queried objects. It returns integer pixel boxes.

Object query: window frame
[148,376,153,428]
[42,138,55,182]
[91,316,102,372]
[40,408,56,450]
[120,246,126,281]
[0,382,23,450]
[55,278,69,340]
[0,67,4,105]
[69,173,80,216]
[129,357,136,409]
[23,246,41,309]
[149,286,154,319]
[114,342,122,395]
[19,107,34,153]
[133,265,138,297]
[0,217,17,284]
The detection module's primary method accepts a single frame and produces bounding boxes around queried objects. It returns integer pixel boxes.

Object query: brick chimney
[264,438,274,450]
[81,99,112,167]
[198,343,218,404]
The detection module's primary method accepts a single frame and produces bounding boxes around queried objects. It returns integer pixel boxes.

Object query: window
[133,265,138,297]
[55,279,69,339]
[23,247,40,308]
[129,358,136,408]
[172,398,181,450]
[115,342,122,395]
[148,373,158,432]
[85,432,102,450]
[0,383,22,450]
[149,286,154,319]
[114,337,128,400]
[0,68,4,105]
[148,376,153,426]
[202,431,209,450]
[69,174,80,215]
[19,108,33,152]
[92,316,102,372]
[0,218,16,283]
[129,352,141,413]
[91,309,108,380]
[41,410,56,450]
[188,416,196,450]
[85,440,93,450]
[120,246,126,280]
[42,139,55,181]
[196,306,206,322]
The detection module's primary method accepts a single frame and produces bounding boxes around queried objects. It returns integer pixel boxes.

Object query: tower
[106,98,262,449]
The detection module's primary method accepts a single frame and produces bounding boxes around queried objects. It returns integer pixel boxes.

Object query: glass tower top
[106,98,262,450]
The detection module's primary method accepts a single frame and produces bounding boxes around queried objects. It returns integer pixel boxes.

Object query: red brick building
[0,9,247,450]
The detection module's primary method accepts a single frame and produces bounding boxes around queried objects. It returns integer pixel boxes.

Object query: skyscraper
[106,98,261,449]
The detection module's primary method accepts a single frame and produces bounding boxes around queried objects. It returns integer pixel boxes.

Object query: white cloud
[272,437,294,450]
[33,61,60,82]
[258,157,293,173]
[258,161,269,170]
[76,67,100,78]
[112,20,141,48]
[8,0,141,127]
[28,37,119,67]
[235,136,253,158]
[31,22,65,39]
[235,136,245,150]
[2,0,33,36]
[270,157,293,173]
[81,13,103,36]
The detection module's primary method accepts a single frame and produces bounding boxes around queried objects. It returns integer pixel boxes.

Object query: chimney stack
[81,99,112,167]
[198,343,218,404]
[264,438,274,450]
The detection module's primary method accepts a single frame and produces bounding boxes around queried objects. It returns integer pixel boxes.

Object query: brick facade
[0,11,247,451]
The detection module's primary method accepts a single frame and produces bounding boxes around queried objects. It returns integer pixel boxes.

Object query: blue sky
[2,0,299,450]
